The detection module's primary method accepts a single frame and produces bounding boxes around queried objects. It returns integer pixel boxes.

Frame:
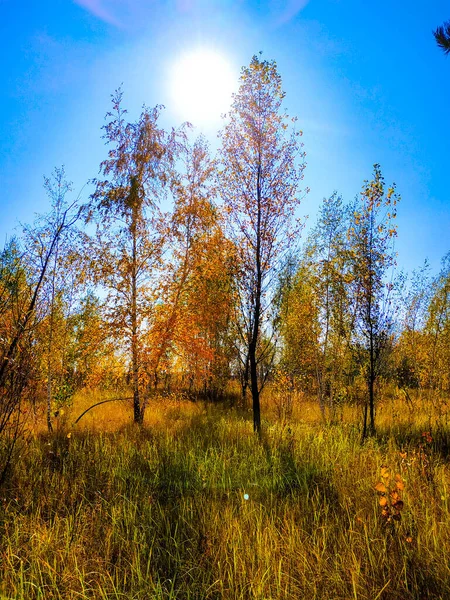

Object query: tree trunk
[249,341,261,435]
[131,274,141,423]
[367,211,376,437]
[368,308,376,436]
[369,372,375,436]
[46,306,54,433]
[46,231,60,434]
[241,351,250,406]
[46,358,53,433]
[361,399,368,442]
[130,189,142,424]
[250,162,263,437]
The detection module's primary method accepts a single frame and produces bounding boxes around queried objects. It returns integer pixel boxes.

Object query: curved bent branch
[73,397,133,425]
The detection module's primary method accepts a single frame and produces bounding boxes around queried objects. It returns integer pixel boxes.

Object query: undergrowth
[0,393,449,599]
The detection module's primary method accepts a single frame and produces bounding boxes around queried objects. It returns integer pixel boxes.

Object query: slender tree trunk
[46,354,53,432]
[321,238,332,418]
[250,163,263,437]
[249,338,260,435]
[367,212,376,436]
[362,399,368,442]
[130,198,142,424]
[315,360,326,421]
[241,351,250,405]
[46,227,60,434]
[366,305,376,437]
[369,346,376,435]
[46,301,54,432]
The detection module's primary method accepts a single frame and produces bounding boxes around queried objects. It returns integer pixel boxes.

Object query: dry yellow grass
[1,389,449,599]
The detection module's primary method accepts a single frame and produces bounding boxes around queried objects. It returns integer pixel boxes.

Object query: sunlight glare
[170,49,236,126]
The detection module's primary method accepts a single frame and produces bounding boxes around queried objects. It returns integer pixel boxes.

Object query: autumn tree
[145,136,236,397]
[278,257,321,394]
[434,20,450,55]
[175,224,236,397]
[0,240,37,482]
[23,167,81,431]
[422,254,450,399]
[89,90,179,424]
[62,292,119,390]
[219,55,306,434]
[348,165,400,438]
[280,194,353,418]
[0,190,78,481]
[395,261,431,399]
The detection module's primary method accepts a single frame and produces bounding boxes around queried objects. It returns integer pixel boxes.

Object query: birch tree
[219,55,306,434]
[348,165,399,438]
[24,168,81,432]
[89,90,179,424]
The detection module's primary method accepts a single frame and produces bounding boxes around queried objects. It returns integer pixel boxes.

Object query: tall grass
[1,391,449,599]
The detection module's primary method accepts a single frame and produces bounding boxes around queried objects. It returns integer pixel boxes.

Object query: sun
[170,49,236,126]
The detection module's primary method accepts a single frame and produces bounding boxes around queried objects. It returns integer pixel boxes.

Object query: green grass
[1,395,450,599]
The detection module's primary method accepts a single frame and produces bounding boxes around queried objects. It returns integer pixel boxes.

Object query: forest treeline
[1,56,449,477]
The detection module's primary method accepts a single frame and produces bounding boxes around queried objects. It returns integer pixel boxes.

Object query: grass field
[1,391,450,599]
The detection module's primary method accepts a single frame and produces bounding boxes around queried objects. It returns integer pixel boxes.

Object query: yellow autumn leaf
[390,490,400,503]
[380,466,390,479]
[395,474,405,490]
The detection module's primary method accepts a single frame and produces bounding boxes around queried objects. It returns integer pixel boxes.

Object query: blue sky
[1,0,449,274]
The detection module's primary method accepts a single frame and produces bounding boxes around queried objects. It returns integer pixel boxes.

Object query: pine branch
[433,20,450,55]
